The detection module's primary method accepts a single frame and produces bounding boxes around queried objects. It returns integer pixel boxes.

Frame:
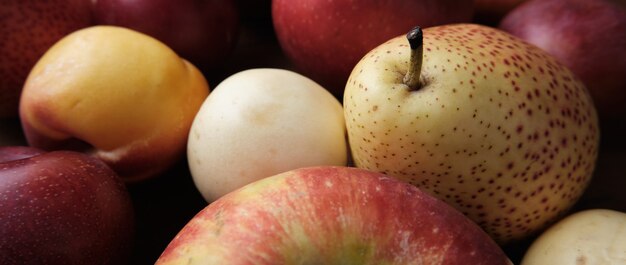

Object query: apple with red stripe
[156,166,512,265]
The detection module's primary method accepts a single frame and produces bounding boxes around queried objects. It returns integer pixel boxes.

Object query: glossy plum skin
[0,148,135,265]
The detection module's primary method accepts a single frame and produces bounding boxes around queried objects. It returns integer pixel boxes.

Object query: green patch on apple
[156,166,511,264]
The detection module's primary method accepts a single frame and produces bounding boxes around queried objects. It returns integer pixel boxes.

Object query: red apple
[0,146,42,161]
[0,0,92,118]
[272,0,474,97]
[0,147,134,264]
[92,0,239,70]
[156,166,512,264]
[499,0,626,121]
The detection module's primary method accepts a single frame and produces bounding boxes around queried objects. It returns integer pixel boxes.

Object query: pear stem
[403,26,423,91]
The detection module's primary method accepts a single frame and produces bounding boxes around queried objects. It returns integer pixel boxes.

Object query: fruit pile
[1,0,625,264]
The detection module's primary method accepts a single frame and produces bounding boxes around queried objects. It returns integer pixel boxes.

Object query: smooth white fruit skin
[187,68,347,202]
[522,209,626,265]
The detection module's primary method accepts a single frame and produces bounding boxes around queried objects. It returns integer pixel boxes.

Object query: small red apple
[0,146,134,264]
[92,0,239,70]
[272,0,474,98]
[499,0,626,121]
[0,0,92,118]
[156,166,512,265]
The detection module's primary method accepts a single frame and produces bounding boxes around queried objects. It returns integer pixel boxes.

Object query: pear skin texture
[20,26,210,182]
[344,23,599,243]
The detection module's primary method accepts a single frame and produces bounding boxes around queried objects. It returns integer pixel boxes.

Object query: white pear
[188,68,347,202]
[521,209,626,264]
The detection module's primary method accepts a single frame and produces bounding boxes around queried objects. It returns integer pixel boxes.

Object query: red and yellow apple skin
[0,0,92,118]
[19,26,210,182]
[156,166,512,265]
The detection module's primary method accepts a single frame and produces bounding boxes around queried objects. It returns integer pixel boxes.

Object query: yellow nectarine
[20,26,210,181]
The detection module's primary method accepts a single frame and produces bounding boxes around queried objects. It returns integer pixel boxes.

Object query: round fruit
[344,24,599,243]
[20,26,210,182]
[187,68,347,202]
[157,166,512,265]
[521,209,626,265]
[0,148,134,264]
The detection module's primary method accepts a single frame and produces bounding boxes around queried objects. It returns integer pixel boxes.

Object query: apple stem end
[403,26,423,91]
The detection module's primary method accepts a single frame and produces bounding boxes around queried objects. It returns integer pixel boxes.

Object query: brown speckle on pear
[344,24,599,243]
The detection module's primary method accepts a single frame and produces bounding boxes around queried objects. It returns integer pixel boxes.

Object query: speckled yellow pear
[19,26,210,182]
[522,209,626,264]
[187,68,347,202]
[344,24,599,243]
